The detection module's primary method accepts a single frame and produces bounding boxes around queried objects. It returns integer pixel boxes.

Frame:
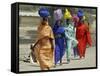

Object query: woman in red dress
[76,9,92,59]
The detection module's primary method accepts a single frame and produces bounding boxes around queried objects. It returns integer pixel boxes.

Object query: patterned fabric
[65,24,78,47]
[64,24,78,60]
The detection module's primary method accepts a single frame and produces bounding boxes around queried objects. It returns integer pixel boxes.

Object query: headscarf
[38,8,50,18]
[72,14,79,23]
[54,9,63,21]
[77,9,84,18]
[64,9,72,19]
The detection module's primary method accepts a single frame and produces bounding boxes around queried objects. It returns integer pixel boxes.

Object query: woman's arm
[50,38,55,52]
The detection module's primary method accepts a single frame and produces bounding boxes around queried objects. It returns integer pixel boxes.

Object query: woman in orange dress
[33,8,55,70]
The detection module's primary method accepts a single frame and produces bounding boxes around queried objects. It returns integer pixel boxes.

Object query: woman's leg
[66,40,71,63]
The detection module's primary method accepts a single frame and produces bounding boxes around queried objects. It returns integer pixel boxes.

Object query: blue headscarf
[38,8,50,18]
[77,9,84,18]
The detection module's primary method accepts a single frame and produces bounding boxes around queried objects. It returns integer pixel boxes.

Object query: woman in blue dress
[53,9,65,65]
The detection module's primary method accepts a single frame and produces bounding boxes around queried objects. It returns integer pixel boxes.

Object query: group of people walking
[30,7,92,70]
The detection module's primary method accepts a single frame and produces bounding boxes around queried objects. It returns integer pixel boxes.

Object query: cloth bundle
[38,8,50,18]
[54,9,63,21]
[64,9,72,19]
[77,9,84,17]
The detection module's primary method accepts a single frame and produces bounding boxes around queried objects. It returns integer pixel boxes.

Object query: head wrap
[38,8,50,18]
[77,9,84,18]
[64,9,72,19]
[72,15,79,22]
[54,9,63,21]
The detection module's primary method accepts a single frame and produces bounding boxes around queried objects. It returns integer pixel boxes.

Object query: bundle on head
[38,8,50,18]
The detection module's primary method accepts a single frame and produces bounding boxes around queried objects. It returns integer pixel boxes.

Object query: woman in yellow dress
[33,8,55,70]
